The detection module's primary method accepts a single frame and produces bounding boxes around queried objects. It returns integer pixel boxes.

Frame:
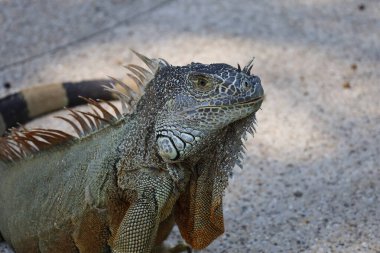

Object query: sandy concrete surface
[0,0,379,252]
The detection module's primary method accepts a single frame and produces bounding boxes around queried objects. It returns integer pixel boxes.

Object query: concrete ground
[1,0,379,252]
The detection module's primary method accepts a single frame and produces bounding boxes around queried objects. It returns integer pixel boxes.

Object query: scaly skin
[0,53,263,253]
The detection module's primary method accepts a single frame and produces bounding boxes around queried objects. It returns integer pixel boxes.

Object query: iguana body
[0,52,264,253]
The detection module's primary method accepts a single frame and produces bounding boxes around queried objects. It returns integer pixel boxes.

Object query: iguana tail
[0,80,115,135]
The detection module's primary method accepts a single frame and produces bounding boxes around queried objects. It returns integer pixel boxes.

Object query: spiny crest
[55,97,122,138]
[210,115,258,207]
[236,121,257,169]
[227,117,257,173]
[104,49,169,114]
[238,57,255,75]
[0,128,73,161]
[0,51,162,162]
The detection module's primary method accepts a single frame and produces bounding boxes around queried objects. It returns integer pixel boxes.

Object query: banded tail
[0,80,115,135]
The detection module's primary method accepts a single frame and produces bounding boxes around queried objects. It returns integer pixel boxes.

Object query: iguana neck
[116,88,166,174]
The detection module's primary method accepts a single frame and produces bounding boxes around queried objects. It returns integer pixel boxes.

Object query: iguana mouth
[238,96,264,105]
[181,96,264,115]
[202,96,264,108]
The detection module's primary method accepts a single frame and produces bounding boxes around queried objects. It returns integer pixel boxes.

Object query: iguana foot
[152,242,192,253]
[168,242,192,253]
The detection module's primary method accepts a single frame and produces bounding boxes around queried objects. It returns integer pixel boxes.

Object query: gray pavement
[0,0,379,252]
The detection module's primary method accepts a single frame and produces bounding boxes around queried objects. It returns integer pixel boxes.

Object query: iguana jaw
[155,99,263,163]
[237,95,264,105]
[190,95,264,110]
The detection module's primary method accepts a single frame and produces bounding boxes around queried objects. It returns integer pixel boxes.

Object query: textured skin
[0,55,263,253]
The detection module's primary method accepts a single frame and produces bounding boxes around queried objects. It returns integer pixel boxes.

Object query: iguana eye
[198,78,207,87]
[193,75,213,92]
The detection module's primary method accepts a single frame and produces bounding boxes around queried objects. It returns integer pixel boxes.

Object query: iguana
[0,51,264,253]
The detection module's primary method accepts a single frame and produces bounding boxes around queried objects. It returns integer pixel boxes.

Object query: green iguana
[0,51,264,253]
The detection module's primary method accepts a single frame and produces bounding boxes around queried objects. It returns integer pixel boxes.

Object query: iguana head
[117,53,264,249]
[153,61,263,162]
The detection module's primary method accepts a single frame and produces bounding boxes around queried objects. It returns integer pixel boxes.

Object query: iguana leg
[112,194,157,253]
[112,171,178,253]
